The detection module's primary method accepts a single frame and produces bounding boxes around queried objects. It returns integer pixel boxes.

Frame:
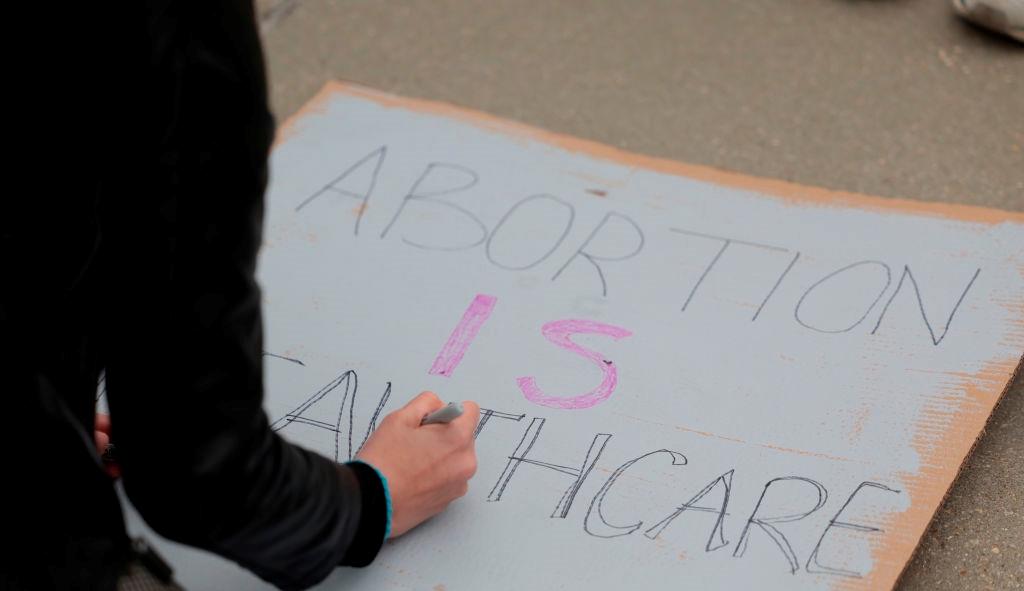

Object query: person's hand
[94,413,121,479]
[356,391,479,538]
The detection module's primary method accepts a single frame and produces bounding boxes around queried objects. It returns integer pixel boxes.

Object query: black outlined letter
[795,261,892,333]
[806,481,900,577]
[645,469,734,552]
[552,212,645,297]
[270,370,391,462]
[733,476,829,574]
[669,229,789,313]
[487,418,611,519]
[486,194,575,270]
[584,449,688,538]
[473,408,526,439]
[871,266,981,345]
[295,146,387,236]
[379,163,488,250]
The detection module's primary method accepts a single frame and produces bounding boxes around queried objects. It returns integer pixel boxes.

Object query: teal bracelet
[350,460,393,542]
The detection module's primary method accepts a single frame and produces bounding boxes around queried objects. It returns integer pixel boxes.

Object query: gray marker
[420,402,464,425]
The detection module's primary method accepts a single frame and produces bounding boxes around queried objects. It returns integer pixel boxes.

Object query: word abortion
[295,146,982,347]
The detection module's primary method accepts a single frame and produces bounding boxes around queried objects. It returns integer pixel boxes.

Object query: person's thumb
[399,391,445,426]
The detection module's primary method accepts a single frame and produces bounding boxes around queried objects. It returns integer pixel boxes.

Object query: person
[953,0,1024,41]
[2,1,478,589]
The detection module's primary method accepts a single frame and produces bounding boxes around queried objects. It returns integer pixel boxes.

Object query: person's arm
[100,2,476,588]
[102,1,384,585]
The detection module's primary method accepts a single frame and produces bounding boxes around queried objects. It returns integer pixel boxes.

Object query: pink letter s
[517,319,632,410]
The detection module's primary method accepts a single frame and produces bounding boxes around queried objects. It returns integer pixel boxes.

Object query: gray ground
[255,1,1023,588]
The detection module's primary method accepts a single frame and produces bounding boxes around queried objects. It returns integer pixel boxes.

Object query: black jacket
[3,2,386,589]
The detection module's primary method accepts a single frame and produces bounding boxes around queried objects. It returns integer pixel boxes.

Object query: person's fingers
[461,400,480,432]
[94,430,110,454]
[399,391,445,425]
[443,400,479,442]
[95,413,112,435]
[457,448,478,481]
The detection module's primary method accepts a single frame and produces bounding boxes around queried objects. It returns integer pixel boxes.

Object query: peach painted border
[275,82,1024,591]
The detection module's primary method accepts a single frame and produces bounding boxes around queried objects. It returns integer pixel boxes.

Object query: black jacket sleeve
[97,2,386,588]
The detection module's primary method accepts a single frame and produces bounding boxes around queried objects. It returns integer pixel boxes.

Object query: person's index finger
[402,391,445,425]
[461,400,481,424]
[403,390,443,411]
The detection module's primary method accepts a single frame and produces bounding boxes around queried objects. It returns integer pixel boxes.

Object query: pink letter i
[428,294,497,377]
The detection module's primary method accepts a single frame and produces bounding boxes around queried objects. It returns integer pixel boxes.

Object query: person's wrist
[351,459,392,542]
[347,460,392,541]
[338,460,390,567]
